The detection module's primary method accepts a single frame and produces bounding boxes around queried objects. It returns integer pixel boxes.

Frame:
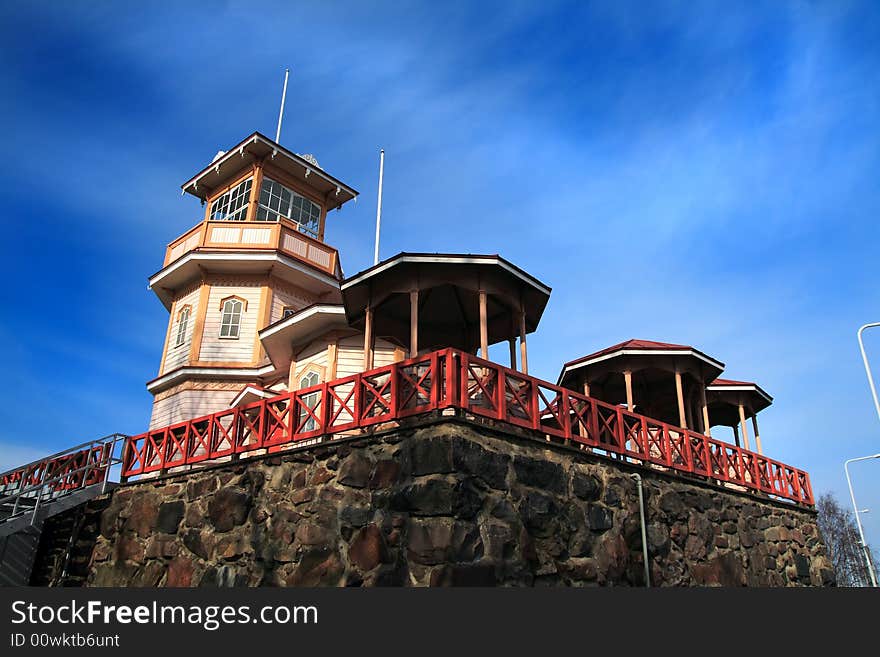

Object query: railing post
[321,382,330,434]
[430,351,441,410]
[560,390,572,441]
[159,428,170,475]
[589,398,599,447]
[529,377,539,430]
[615,407,625,453]
[448,350,460,410]
[30,485,43,526]
[498,368,507,422]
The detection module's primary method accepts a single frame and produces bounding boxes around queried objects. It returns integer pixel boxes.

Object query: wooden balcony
[163,218,340,278]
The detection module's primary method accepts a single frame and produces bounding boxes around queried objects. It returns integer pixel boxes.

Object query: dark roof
[709,378,756,387]
[563,339,714,368]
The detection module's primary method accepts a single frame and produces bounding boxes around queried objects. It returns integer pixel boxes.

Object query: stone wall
[81,420,834,587]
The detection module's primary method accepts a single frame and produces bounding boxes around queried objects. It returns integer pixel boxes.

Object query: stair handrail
[0,433,126,482]
[0,434,128,526]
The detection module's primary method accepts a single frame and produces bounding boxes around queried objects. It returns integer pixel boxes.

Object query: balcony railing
[163,218,340,277]
[120,349,814,506]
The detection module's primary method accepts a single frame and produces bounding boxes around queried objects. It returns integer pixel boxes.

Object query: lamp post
[844,454,880,587]
[857,322,880,423]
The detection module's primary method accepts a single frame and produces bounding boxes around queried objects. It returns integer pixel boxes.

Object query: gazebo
[341,253,551,372]
[706,378,773,453]
[557,339,724,433]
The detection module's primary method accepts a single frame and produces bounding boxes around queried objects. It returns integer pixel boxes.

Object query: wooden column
[519,310,528,375]
[287,357,298,390]
[685,392,694,432]
[409,289,419,358]
[674,371,687,429]
[738,404,751,450]
[700,385,711,437]
[582,376,590,398]
[733,424,740,447]
[752,414,763,454]
[245,161,264,222]
[508,337,517,370]
[624,371,634,411]
[327,341,338,380]
[363,305,374,371]
[479,290,489,360]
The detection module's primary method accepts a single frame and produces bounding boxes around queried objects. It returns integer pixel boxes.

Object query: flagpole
[275,68,290,143]
[374,149,385,265]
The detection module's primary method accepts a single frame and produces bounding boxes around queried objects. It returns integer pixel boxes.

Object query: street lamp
[857,322,880,423]
[844,454,880,587]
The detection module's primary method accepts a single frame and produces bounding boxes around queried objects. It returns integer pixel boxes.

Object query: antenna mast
[275,68,290,143]
[374,149,385,265]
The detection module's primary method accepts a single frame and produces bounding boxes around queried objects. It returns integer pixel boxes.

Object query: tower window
[298,370,321,432]
[174,306,191,347]
[209,178,253,222]
[219,297,244,338]
[257,177,321,238]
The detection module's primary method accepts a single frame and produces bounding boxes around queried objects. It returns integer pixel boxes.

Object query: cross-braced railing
[120,349,813,505]
[0,434,127,526]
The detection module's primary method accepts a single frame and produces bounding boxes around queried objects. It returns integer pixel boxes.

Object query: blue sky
[1,1,879,547]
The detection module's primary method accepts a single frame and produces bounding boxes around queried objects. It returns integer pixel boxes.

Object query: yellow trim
[157,299,176,375]
[252,283,273,362]
[295,364,325,388]
[245,161,263,222]
[173,304,193,348]
[327,341,338,379]
[189,283,212,364]
[218,294,248,312]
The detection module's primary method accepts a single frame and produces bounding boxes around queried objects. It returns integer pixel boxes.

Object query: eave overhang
[181,132,358,211]
[148,251,341,311]
[258,304,349,368]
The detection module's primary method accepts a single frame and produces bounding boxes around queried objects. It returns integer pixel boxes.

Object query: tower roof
[181,131,358,210]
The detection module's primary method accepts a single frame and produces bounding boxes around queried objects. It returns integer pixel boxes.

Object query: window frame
[174,305,192,348]
[208,177,253,223]
[256,176,322,238]
[218,296,247,339]
[297,369,322,432]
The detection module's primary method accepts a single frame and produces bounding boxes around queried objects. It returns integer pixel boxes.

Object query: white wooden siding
[336,335,397,378]
[149,387,238,429]
[270,282,317,323]
[292,339,329,385]
[162,285,201,374]
[198,282,263,362]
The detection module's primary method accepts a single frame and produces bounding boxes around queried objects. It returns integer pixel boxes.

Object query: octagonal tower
[147,132,358,428]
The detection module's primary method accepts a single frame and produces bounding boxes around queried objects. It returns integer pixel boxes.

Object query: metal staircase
[0,434,126,585]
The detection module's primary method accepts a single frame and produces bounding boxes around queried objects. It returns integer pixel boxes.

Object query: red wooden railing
[121,349,814,506]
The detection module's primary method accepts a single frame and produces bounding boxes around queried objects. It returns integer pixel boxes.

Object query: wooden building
[148,133,777,457]
[147,133,548,429]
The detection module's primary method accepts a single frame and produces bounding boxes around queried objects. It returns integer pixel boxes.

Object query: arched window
[174,306,191,347]
[298,370,321,432]
[219,297,244,338]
